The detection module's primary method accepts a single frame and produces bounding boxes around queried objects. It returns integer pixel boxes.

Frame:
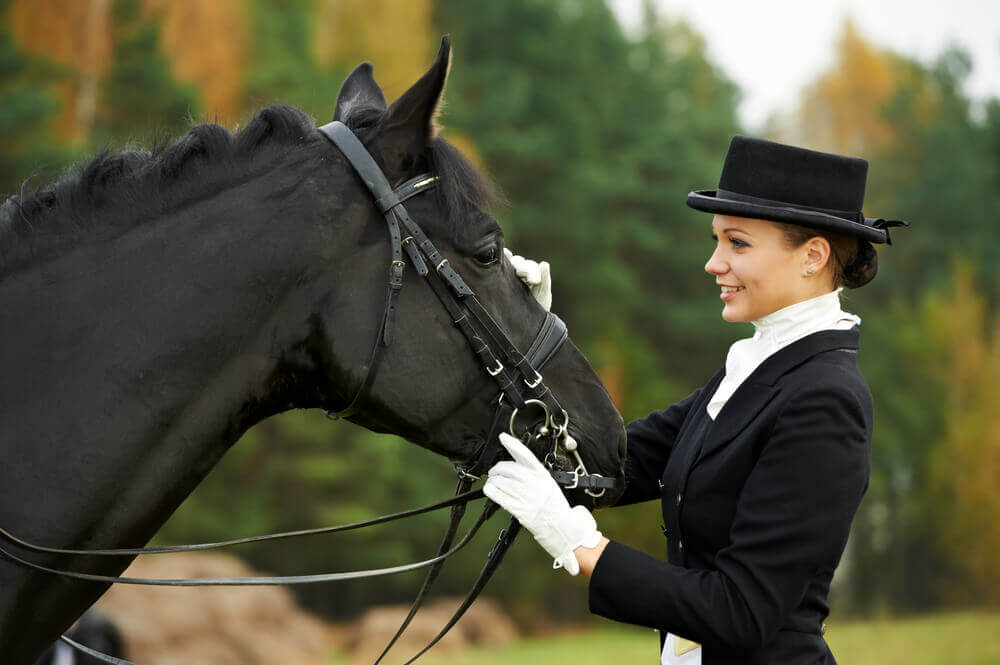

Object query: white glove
[504,248,552,311]
[484,433,602,575]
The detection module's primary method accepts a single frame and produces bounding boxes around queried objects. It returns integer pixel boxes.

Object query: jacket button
[676,492,682,506]
[678,540,684,552]
[660,524,669,537]
[821,622,827,636]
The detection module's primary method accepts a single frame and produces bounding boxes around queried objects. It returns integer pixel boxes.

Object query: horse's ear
[333,62,388,122]
[375,36,451,168]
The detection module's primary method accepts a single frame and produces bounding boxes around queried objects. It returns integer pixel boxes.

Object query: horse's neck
[0,161,358,662]
[0,173,330,545]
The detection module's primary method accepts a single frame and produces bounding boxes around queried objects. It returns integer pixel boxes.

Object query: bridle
[0,121,617,664]
[318,120,613,496]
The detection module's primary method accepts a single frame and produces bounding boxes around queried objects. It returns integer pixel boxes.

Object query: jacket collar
[748,327,859,386]
[691,328,860,467]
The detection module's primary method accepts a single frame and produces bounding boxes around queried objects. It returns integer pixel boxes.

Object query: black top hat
[686,136,907,244]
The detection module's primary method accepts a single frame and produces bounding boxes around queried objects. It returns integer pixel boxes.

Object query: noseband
[1,122,616,664]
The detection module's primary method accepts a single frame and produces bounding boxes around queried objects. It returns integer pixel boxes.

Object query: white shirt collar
[706,289,860,420]
[751,288,859,348]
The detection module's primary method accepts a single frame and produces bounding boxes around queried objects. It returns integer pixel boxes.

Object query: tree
[147,0,248,126]
[0,0,71,193]
[6,0,112,143]
[314,0,434,103]
[242,0,330,121]
[925,265,1000,605]
[779,19,898,156]
[95,0,199,144]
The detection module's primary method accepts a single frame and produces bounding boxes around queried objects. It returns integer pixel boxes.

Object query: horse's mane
[0,105,503,273]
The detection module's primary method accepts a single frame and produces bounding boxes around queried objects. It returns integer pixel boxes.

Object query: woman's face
[704,215,825,322]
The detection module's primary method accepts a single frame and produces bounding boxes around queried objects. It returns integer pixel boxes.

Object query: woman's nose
[705,248,727,275]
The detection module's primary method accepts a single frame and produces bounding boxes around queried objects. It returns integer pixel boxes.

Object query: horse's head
[304,38,625,506]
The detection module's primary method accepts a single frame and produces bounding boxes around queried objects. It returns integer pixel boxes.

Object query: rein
[4,121,616,664]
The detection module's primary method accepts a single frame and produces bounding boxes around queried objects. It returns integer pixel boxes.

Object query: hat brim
[686,190,888,243]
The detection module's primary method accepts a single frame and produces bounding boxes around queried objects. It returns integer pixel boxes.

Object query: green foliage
[0,6,69,194]
[436,0,742,411]
[242,0,342,122]
[865,47,1000,299]
[93,0,199,145]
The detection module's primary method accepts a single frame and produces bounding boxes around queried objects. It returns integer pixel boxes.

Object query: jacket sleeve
[614,388,702,507]
[590,379,871,649]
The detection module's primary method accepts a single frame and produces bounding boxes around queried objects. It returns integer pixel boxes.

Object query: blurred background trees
[2,0,997,627]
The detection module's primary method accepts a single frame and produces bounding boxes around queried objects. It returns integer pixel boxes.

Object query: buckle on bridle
[454,466,481,482]
[524,370,543,389]
[487,360,504,376]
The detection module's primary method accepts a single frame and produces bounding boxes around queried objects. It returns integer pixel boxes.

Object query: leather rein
[1,121,616,664]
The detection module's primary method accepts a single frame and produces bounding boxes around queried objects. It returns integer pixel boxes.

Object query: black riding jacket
[589,329,872,665]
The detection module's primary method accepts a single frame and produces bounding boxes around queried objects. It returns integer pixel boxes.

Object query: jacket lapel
[692,328,860,467]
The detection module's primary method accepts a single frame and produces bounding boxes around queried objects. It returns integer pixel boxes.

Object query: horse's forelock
[427,137,506,241]
[339,105,504,241]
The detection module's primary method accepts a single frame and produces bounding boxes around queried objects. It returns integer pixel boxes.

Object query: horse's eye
[473,247,499,266]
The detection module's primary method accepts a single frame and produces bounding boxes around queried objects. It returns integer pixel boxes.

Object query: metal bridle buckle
[454,466,481,482]
[524,370,543,389]
[487,360,504,377]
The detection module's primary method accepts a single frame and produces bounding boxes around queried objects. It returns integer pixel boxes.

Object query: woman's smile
[719,284,745,301]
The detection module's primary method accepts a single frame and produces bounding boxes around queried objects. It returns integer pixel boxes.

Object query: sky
[608,0,1000,130]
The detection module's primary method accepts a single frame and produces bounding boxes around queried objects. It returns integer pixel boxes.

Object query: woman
[486,136,907,664]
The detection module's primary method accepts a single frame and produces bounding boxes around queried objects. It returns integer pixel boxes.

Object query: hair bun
[844,240,878,288]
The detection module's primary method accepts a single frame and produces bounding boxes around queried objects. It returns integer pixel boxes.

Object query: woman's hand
[504,248,552,311]
[484,433,602,575]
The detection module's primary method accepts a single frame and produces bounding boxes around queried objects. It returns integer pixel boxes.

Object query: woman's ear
[802,236,831,277]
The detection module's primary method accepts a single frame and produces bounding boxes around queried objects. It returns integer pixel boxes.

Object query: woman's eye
[730,237,748,249]
[473,247,499,265]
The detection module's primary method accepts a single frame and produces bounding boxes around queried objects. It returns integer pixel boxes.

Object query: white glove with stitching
[484,433,601,575]
[504,248,552,311]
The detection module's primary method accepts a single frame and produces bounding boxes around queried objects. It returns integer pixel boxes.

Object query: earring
[805,269,815,276]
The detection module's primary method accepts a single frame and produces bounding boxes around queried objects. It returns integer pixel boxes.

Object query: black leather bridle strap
[0,503,494,587]
[372,476,473,665]
[524,310,567,373]
[402,517,521,665]
[0,489,484,557]
[550,469,618,490]
[60,636,137,665]
[320,121,471,296]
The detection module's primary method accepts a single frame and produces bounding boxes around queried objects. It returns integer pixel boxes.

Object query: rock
[347,597,518,663]
[95,552,335,665]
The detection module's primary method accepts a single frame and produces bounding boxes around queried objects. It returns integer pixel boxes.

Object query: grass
[385,611,1000,665]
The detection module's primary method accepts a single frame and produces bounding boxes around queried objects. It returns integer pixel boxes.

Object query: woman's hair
[780,224,878,289]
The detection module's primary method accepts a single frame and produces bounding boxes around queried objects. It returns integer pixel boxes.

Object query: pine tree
[0,0,70,193]
[95,0,199,145]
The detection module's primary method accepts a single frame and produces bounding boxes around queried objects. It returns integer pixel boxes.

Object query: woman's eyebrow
[722,228,752,236]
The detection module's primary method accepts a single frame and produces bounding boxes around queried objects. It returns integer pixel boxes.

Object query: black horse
[0,38,626,662]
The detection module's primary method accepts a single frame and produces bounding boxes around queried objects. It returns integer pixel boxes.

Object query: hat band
[716,188,864,223]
